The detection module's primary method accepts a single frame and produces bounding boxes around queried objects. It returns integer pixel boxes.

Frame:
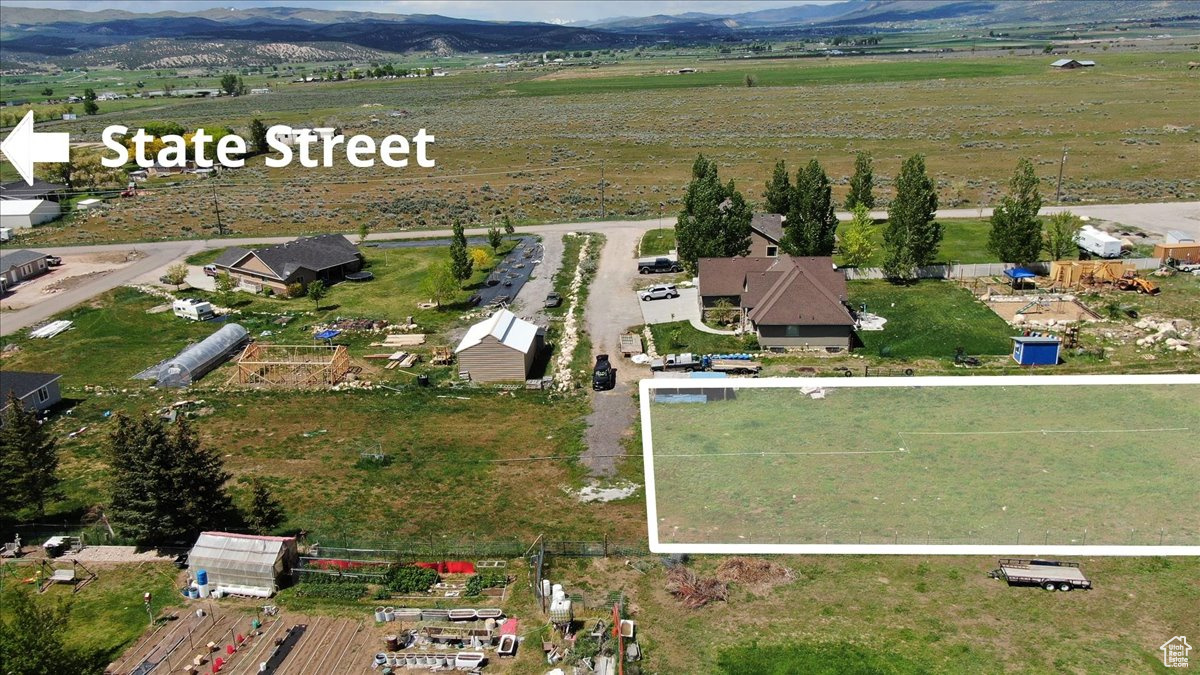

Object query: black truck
[592,354,616,390]
[637,257,682,274]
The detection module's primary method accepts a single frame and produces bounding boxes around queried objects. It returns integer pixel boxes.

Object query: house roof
[1012,336,1061,344]
[750,213,784,244]
[699,255,853,327]
[0,179,66,200]
[1050,59,1076,67]
[214,234,361,281]
[455,308,539,354]
[0,249,48,272]
[0,371,61,410]
[0,199,53,216]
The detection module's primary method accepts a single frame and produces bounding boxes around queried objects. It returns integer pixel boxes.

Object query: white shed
[0,199,60,229]
[454,308,542,382]
[186,532,297,597]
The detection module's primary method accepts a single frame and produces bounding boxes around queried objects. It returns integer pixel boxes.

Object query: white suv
[640,284,678,301]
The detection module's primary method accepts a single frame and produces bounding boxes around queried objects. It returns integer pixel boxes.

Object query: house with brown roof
[212,234,364,294]
[698,255,855,350]
[749,213,784,258]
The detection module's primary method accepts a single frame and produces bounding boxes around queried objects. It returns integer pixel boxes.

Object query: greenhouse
[155,323,249,388]
[186,532,298,598]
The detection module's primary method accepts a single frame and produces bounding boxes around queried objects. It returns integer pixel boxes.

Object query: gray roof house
[749,213,785,258]
[0,370,63,418]
[0,179,67,202]
[213,234,364,294]
[1,249,51,290]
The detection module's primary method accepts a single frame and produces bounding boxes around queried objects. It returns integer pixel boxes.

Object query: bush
[286,282,304,298]
[465,572,507,597]
[293,575,368,600]
[384,565,439,593]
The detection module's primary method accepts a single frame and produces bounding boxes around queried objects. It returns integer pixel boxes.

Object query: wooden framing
[232,343,350,388]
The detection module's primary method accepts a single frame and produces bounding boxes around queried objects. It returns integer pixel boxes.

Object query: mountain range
[1,1,1195,67]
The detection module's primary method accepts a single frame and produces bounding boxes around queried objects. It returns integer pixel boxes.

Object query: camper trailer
[1075,225,1123,259]
[173,298,215,321]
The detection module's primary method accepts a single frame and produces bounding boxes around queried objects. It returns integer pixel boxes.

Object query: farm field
[648,381,1200,547]
[10,49,1199,246]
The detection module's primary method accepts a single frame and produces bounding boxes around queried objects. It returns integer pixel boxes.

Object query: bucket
[374,607,386,622]
[386,652,398,666]
[383,607,394,622]
[373,653,387,667]
[196,570,208,586]
[385,635,399,651]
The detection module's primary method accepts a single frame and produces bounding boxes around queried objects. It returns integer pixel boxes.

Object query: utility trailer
[650,353,761,375]
[619,333,643,357]
[988,559,1092,591]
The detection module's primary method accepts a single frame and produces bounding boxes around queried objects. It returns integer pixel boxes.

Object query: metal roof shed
[454,309,543,382]
[187,532,297,597]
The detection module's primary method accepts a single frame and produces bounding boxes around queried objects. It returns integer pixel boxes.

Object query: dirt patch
[715,557,794,595]
[985,296,1101,325]
[75,250,147,265]
[44,270,113,294]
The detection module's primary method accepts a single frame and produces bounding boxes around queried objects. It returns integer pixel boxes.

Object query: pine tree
[246,481,285,535]
[676,155,752,274]
[784,159,838,256]
[763,160,791,215]
[108,414,236,546]
[487,226,503,253]
[988,158,1044,265]
[449,221,474,282]
[0,392,60,518]
[248,118,269,154]
[883,154,941,281]
[845,151,875,210]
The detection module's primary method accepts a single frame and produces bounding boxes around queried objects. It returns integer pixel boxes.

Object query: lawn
[639,228,676,257]
[849,280,1013,359]
[648,320,753,356]
[836,218,1008,268]
[648,382,1200,547]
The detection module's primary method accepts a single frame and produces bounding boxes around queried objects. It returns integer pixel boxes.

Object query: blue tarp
[313,329,341,341]
[1004,268,1037,279]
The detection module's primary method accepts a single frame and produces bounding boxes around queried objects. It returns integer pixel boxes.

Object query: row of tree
[420,217,516,307]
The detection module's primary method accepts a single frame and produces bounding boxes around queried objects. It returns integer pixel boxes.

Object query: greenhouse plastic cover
[155,323,248,388]
[187,532,291,594]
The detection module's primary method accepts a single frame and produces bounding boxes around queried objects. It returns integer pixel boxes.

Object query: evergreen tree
[248,118,269,154]
[108,415,236,546]
[845,151,875,210]
[449,221,474,282]
[0,392,60,518]
[763,160,791,215]
[675,155,752,274]
[883,154,941,281]
[988,158,1044,265]
[784,159,838,256]
[245,481,285,535]
[502,214,515,236]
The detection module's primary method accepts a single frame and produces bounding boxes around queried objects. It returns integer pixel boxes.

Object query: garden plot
[643,376,1200,552]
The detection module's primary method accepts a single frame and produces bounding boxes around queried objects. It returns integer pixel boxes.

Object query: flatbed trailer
[650,353,760,375]
[989,559,1092,591]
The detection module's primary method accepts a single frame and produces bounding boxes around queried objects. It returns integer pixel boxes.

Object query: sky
[2,0,839,24]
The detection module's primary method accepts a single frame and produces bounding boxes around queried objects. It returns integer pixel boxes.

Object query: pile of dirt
[666,567,727,609]
[716,557,794,594]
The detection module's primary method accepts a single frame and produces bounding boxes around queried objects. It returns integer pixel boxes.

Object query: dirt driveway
[0,251,146,311]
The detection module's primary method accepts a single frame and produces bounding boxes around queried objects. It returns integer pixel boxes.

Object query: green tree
[245,480,285,535]
[163,263,188,289]
[41,88,53,98]
[487,226,503,252]
[784,159,838,256]
[0,592,83,675]
[220,74,246,96]
[988,157,1044,265]
[502,214,515,236]
[840,204,876,268]
[845,151,875,210]
[82,99,99,115]
[421,261,459,307]
[1044,211,1081,261]
[1,391,61,519]
[248,118,269,154]
[744,74,758,87]
[675,154,753,274]
[449,221,474,282]
[358,222,370,244]
[306,279,326,309]
[83,87,97,101]
[214,271,237,307]
[883,154,941,281]
[108,415,236,546]
[763,160,791,215]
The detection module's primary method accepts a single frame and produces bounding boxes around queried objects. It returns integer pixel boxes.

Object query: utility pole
[211,183,224,236]
[1055,147,1068,204]
[599,161,606,220]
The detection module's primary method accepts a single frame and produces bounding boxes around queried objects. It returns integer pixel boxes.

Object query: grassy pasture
[649,383,1200,546]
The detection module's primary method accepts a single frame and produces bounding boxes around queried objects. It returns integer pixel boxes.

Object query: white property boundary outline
[639,373,1200,556]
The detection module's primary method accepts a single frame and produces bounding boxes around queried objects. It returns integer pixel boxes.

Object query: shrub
[293,575,368,600]
[465,572,507,597]
[384,565,439,593]
[286,282,304,298]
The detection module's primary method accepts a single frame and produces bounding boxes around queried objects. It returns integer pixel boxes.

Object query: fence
[843,257,1160,281]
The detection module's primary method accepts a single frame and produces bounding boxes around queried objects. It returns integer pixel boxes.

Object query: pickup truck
[637,257,682,274]
[592,354,616,390]
[650,353,761,375]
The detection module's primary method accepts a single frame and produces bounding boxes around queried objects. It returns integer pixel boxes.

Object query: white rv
[1075,225,1123,259]
[173,298,215,321]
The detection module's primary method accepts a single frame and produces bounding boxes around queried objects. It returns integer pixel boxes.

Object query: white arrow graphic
[0,110,70,185]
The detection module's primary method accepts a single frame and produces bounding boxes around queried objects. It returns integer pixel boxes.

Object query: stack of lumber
[370,334,426,347]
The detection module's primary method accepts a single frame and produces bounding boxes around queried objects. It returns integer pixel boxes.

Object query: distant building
[0,179,66,202]
[250,87,271,95]
[1050,59,1096,69]
[0,199,61,229]
[0,370,63,418]
[213,234,364,294]
[0,249,51,288]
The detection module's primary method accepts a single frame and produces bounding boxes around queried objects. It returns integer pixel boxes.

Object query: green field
[849,280,1014,359]
[638,228,676,257]
[649,383,1200,546]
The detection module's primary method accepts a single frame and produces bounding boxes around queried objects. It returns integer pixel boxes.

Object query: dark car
[592,354,616,391]
[638,257,682,274]
[544,292,563,308]
[44,255,62,266]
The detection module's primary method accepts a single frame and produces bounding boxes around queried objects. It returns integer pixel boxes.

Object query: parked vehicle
[637,257,682,274]
[988,559,1092,592]
[592,354,616,390]
[0,228,11,242]
[172,298,215,321]
[44,255,63,266]
[639,284,678,301]
[650,353,761,375]
[1075,225,1123,259]
[544,292,563,308]
[203,265,219,277]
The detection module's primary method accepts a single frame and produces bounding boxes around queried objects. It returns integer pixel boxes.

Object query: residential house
[698,255,855,350]
[749,213,784,258]
[1050,59,1096,69]
[1,179,66,203]
[147,162,190,178]
[0,249,51,290]
[454,309,543,382]
[0,199,60,229]
[0,371,63,418]
[212,234,364,294]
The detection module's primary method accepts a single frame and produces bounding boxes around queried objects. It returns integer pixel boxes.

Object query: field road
[3,201,1196,339]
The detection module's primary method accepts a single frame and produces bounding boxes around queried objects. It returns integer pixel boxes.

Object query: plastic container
[196,570,208,586]
[383,607,394,622]
[374,607,386,622]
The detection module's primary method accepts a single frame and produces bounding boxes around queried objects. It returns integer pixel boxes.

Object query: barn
[0,199,60,229]
[454,309,543,382]
[186,532,298,597]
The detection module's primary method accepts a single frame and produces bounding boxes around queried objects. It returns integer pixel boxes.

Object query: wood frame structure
[232,343,350,388]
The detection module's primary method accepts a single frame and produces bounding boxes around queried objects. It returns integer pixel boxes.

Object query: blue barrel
[196,569,208,586]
